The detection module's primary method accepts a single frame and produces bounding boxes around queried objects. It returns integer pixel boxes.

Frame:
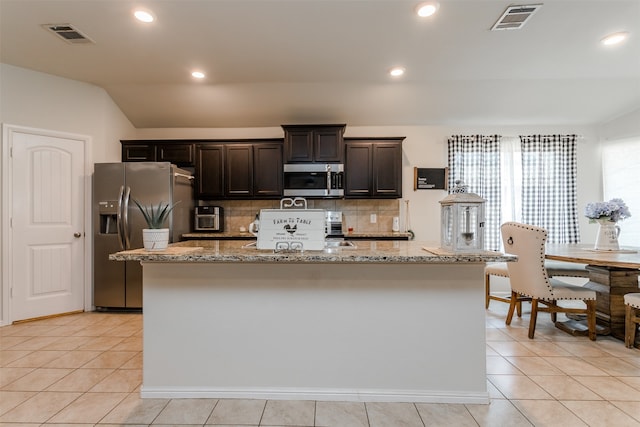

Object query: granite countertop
[182,231,414,240]
[342,232,413,240]
[109,239,516,264]
[182,232,257,239]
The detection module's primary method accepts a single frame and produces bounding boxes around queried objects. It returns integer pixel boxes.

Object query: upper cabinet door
[254,143,283,197]
[284,130,314,162]
[195,145,224,199]
[344,143,373,197]
[225,144,253,197]
[283,124,345,163]
[122,143,156,162]
[314,127,345,163]
[372,142,402,198]
[157,144,194,166]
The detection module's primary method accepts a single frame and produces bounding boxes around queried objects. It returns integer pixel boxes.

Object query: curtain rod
[450,134,585,139]
[503,134,585,140]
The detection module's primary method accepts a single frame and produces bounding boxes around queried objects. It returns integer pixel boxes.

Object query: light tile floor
[1,302,639,426]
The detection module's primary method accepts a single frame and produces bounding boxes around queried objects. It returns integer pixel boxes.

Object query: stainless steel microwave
[283,163,344,198]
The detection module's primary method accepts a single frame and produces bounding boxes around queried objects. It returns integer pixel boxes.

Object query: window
[448,134,579,250]
[602,137,640,246]
[447,135,501,250]
[519,135,580,244]
[499,137,522,226]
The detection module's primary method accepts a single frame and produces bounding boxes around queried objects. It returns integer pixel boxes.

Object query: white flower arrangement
[584,198,631,223]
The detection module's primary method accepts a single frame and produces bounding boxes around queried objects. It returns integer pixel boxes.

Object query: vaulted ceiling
[1,0,638,128]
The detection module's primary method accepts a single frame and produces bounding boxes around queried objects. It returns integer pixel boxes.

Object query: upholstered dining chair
[485,262,516,309]
[624,293,640,348]
[501,222,597,340]
[485,260,589,311]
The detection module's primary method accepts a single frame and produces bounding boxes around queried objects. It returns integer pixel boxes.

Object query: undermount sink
[325,240,356,248]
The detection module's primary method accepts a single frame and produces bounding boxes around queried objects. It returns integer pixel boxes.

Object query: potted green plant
[133,199,179,251]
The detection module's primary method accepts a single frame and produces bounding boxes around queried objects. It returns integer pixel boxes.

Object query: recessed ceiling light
[415,2,439,18]
[134,9,155,23]
[191,71,206,79]
[601,31,629,46]
[389,67,405,77]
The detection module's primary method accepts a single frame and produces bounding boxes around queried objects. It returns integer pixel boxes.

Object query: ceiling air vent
[43,23,94,44]
[491,4,542,31]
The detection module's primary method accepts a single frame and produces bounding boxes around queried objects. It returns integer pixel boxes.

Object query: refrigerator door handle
[123,186,132,249]
[174,172,194,180]
[116,185,125,250]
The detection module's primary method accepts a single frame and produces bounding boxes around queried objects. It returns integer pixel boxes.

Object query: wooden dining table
[545,244,640,344]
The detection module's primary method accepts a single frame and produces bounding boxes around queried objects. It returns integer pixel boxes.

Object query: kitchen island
[110,240,514,404]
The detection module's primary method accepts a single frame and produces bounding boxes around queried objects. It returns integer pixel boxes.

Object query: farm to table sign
[256,209,326,250]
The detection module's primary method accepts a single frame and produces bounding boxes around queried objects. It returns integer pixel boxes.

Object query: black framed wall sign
[414,167,448,190]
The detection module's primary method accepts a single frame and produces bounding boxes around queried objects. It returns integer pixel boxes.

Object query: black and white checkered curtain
[520,135,580,243]
[447,135,501,250]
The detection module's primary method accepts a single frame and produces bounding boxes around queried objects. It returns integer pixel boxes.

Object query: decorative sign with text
[256,209,326,250]
[414,167,448,190]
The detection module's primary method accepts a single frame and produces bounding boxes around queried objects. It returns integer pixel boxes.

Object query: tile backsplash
[199,199,400,234]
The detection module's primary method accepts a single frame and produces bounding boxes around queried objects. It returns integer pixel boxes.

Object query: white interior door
[9,129,86,322]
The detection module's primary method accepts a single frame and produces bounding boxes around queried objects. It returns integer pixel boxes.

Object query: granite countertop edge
[182,231,414,240]
[109,240,516,264]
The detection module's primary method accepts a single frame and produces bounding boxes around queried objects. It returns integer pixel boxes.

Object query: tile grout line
[412,402,427,427]
[257,398,267,426]
[363,401,370,427]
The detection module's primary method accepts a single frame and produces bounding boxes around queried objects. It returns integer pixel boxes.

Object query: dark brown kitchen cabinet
[225,143,283,198]
[122,143,155,162]
[253,143,283,197]
[282,124,345,163]
[225,144,253,197]
[344,144,371,197]
[157,144,194,165]
[345,138,404,198]
[195,144,224,199]
[121,140,195,167]
[195,141,283,199]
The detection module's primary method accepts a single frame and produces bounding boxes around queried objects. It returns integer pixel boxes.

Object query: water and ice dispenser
[98,201,118,234]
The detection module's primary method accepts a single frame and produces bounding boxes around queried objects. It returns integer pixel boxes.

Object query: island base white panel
[142,262,487,404]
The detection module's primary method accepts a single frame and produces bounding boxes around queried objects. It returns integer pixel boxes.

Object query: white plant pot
[142,228,169,251]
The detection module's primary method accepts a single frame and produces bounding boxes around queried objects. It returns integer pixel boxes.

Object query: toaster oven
[194,206,223,232]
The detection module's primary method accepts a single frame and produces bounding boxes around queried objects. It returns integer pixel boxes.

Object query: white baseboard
[140,386,490,404]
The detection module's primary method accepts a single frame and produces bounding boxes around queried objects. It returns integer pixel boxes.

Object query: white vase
[142,228,169,251]
[594,219,620,251]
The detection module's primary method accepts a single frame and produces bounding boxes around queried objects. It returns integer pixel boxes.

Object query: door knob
[74,232,82,238]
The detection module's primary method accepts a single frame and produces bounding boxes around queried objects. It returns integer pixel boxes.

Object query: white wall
[0,64,136,161]
[599,107,640,142]
[0,64,136,324]
[134,125,603,244]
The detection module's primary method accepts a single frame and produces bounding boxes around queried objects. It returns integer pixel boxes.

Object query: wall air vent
[43,23,94,44]
[491,4,542,31]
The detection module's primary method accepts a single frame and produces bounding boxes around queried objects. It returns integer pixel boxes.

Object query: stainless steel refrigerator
[93,162,193,309]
